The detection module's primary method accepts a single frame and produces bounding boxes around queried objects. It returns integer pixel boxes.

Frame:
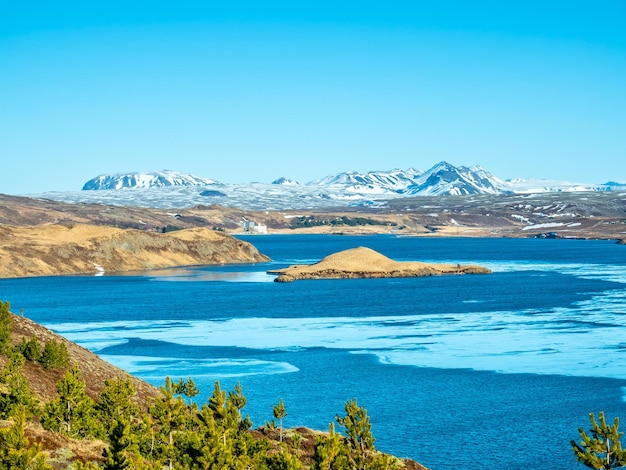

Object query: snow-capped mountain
[272,177,300,186]
[31,162,616,211]
[404,162,506,196]
[82,170,220,190]
[308,168,423,193]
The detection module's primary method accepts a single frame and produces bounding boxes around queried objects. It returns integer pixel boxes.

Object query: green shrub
[39,340,70,370]
[16,336,43,362]
[161,225,182,233]
[0,300,13,354]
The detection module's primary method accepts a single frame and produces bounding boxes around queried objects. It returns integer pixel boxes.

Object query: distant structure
[240,218,267,234]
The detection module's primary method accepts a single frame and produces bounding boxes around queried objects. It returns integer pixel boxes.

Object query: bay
[2,235,626,469]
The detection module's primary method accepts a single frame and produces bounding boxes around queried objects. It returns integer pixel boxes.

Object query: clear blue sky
[1,1,625,194]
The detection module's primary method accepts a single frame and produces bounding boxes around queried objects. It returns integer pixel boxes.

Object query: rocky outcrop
[268,246,491,282]
[0,223,269,278]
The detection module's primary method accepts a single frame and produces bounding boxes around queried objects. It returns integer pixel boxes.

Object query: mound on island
[0,223,269,278]
[268,246,491,282]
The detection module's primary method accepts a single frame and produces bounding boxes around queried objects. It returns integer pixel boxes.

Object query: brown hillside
[2,313,158,404]
[0,223,270,278]
[2,191,626,240]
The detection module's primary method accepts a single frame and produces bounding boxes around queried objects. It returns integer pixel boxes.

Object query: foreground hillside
[0,223,269,278]
[0,303,427,469]
[0,308,159,466]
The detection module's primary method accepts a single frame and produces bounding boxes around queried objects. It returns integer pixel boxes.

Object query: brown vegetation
[2,191,626,240]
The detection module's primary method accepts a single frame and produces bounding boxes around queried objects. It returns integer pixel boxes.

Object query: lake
[2,235,626,469]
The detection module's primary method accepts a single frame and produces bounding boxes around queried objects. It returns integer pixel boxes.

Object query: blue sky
[1,1,625,194]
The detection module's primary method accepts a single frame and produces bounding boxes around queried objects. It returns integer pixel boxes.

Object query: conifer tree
[102,420,132,470]
[292,432,303,457]
[208,380,227,421]
[229,381,252,432]
[97,377,140,431]
[336,398,375,470]
[208,380,236,447]
[273,398,287,443]
[229,382,247,417]
[173,377,200,408]
[0,350,39,419]
[265,443,303,470]
[41,365,101,439]
[149,377,187,469]
[572,412,626,469]
[182,377,199,407]
[0,300,13,354]
[368,453,400,470]
[194,402,231,468]
[16,336,42,362]
[38,340,70,370]
[136,412,158,463]
[313,422,348,470]
[190,381,257,469]
[0,404,52,469]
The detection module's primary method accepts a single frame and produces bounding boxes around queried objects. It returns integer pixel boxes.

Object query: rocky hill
[0,223,269,278]
[269,246,491,282]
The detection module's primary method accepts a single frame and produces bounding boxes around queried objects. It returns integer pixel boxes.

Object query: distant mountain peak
[64,163,612,211]
[82,170,219,190]
[272,177,300,186]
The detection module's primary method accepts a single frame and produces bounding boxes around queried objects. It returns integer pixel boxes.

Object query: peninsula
[0,223,269,278]
[268,246,491,282]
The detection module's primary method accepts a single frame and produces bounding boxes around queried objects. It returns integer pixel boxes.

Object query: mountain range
[38,161,624,211]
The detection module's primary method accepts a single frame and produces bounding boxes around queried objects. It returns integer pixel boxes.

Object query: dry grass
[0,223,269,279]
[269,246,491,282]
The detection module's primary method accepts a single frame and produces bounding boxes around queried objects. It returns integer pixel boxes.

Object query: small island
[268,246,491,282]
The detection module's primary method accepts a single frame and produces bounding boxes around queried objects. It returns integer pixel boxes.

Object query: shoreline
[234,226,625,242]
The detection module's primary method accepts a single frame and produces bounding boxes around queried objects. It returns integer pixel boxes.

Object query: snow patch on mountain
[403,162,505,196]
[272,177,300,186]
[308,168,422,192]
[503,177,605,193]
[28,162,619,211]
[82,170,220,190]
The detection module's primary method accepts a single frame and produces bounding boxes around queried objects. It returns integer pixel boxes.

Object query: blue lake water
[2,235,626,469]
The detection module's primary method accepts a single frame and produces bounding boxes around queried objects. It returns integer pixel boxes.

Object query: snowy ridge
[82,170,220,190]
[308,168,422,192]
[29,162,623,211]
